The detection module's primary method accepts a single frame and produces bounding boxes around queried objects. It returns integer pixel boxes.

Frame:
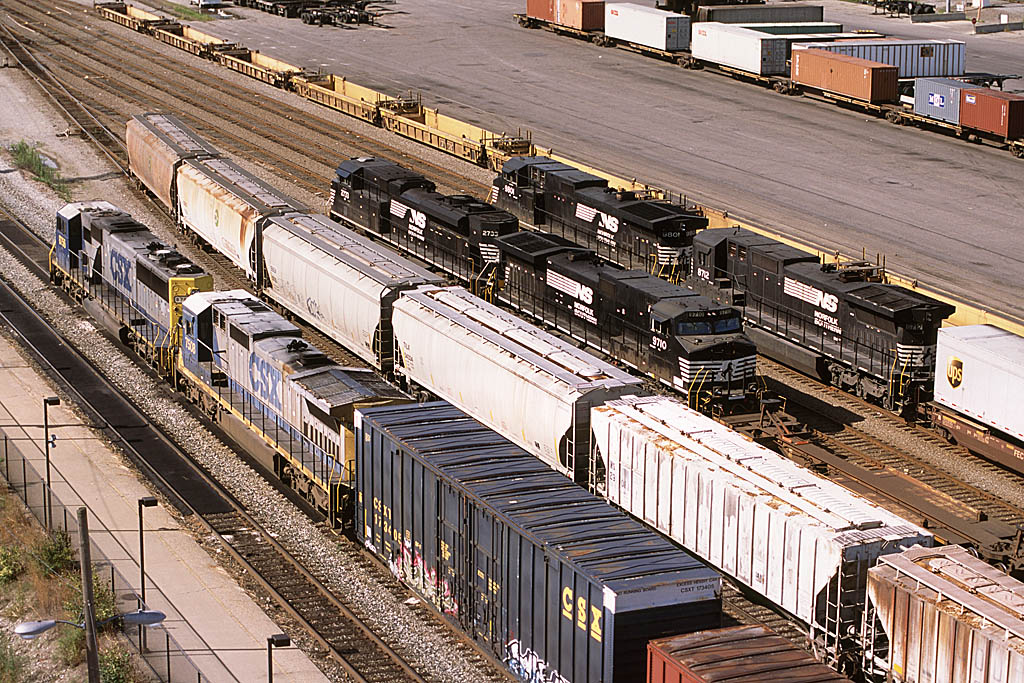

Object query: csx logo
[110,250,133,293]
[598,213,619,234]
[560,587,603,643]
[249,353,282,410]
[946,357,963,389]
[409,209,427,230]
[819,293,839,313]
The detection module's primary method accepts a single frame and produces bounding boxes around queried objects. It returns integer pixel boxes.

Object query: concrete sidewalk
[0,333,328,683]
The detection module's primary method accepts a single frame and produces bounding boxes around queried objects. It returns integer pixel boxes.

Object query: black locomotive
[496,231,758,411]
[490,156,708,280]
[330,157,519,287]
[689,228,955,411]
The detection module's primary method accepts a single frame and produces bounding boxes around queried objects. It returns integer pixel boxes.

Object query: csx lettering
[560,587,603,643]
[110,250,133,292]
[409,209,427,230]
[248,353,281,409]
[598,213,619,234]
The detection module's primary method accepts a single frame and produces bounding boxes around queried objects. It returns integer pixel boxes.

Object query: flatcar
[330,157,519,287]
[356,401,722,683]
[689,228,955,412]
[51,201,212,377]
[178,289,407,523]
[495,231,757,411]
[491,156,709,279]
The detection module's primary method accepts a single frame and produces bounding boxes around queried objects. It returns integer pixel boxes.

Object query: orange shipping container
[556,0,604,30]
[960,88,1024,140]
[526,0,556,23]
[791,48,898,104]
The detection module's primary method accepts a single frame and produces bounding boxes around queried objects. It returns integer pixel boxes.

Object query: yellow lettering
[561,587,573,620]
[577,597,586,630]
[590,606,603,643]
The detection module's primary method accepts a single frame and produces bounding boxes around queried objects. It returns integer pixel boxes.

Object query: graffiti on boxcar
[504,639,569,683]
[387,533,460,616]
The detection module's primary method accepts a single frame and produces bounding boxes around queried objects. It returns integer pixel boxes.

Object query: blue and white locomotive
[177,290,407,522]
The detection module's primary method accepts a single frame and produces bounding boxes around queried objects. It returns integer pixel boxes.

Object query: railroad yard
[0,0,1022,681]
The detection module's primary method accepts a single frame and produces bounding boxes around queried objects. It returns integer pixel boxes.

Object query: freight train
[490,156,708,279]
[689,227,956,412]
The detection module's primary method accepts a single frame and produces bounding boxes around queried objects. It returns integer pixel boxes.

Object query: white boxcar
[690,23,789,75]
[591,395,931,656]
[127,113,220,212]
[933,325,1024,442]
[605,3,691,52]
[792,39,966,78]
[391,285,643,482]
[261,213,442,370]
[864,545,1024,683]
[175,157,306,281]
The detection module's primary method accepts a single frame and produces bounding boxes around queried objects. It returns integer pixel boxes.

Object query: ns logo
[408,209,427,231]
[946,357,963,389]
[598,213,619,234]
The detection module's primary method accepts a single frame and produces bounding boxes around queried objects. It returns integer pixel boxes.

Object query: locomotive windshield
[675,313,741,336]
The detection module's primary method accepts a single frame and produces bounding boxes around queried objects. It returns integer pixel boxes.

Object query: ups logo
[946,357,963,389]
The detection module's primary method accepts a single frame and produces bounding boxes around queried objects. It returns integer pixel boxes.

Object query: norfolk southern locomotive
[690,228,955,411]
[329,157,519,287]
[490,156,709,279]
[496,231,757,411]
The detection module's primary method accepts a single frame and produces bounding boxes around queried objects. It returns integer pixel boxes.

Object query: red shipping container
[960,88,1024,140]
[791,48,898,104]
[648,625,850,683]
[558,0,605,30]
[526,0,556,24]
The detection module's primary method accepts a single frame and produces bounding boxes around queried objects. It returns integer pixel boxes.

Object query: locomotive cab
[331,157,434,234]
[492,156,575,225]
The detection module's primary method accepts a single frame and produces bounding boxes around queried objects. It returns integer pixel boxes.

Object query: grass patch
[160,3,215,21]
[7,141,71,201]
[35,529,75,576]
[0,635,26,683]
[99,645,139,683]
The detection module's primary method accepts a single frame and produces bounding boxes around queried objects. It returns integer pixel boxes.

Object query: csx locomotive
[490,156,709,279]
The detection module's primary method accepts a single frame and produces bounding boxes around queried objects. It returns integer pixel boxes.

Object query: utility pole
[78,507,100,683]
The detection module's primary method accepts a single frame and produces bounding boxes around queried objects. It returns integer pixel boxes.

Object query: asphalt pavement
[199,0,1024,319]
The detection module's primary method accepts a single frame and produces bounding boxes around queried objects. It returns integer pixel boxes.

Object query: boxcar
[591,394,931,666]
[355,402,722,683]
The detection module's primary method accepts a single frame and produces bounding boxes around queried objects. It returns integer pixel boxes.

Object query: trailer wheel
[1013,145,1024,159]
[517,16,534,28]
[885,111,903,125]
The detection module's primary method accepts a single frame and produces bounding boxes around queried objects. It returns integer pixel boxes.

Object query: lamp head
[44,397,60,407]
[14,620,57,639]
[139,497,158,509]
[268,633,290,648]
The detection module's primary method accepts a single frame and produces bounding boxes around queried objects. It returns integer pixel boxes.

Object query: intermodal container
[695,4,824,23]
[739,21,842,34]
[690,23,788,75]
[913,77,982,125]
[529,0,604,30]
[791,48,898,103]
[355,402,722,683]
[648,625,850,683]
[933,325,1024,442]
[960,88,1024,139]
[605,3,690,51]
[792,39,966,78]
[526,0,557,23]
[865,545,1024,683]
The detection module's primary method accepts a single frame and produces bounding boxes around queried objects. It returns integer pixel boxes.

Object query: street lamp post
[267,633,291,683]
[42,397,59,531]
[137,497,157,607]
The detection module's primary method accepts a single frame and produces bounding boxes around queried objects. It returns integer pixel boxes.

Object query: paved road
[200,0,1024,319]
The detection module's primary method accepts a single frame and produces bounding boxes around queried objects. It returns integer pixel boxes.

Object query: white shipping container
[261,213,442,368]
[934,325,1024,441]
[792,39,966,78]
[605,3,690,52]
[591,395,931,639]
[865,546,1024,683]
[392,286,643,480]
[690,23,789,75]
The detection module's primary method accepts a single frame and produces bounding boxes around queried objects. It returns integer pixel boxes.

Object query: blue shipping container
[355,402,721,683]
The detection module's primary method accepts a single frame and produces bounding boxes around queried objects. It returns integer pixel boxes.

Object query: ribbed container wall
[555,0,605,30]
[695,4,824,23]
[690,23,789,75]
[605,3,691,51]
[792,39,966,78]
[960,88,1024,139]
[913,77,982,125]
[526,0,557,22]
[791,49,898,103]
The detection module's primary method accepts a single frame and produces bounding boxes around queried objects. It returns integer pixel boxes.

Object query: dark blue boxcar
[355,402,722,683]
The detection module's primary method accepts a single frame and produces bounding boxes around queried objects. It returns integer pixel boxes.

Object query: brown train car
[648,625,850,682]
[527,0,604,30]
[960,88,1024,140]
[791,49,898,104]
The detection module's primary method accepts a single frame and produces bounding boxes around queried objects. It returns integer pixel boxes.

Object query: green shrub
[56,625,84,667]
[0,635,25,683]
[99,647,135,683]
[7,140,71,200]
[34,529,75,575]
[63,569,118,630]
[0,546,23,586]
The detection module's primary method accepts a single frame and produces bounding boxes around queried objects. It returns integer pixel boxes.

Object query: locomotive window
[230,324,249,350]
[713,317,742,333]
[728,244,737,258]
[218,311,226,330]
[185,320,194,336]
[82,228,92,244]
[738,247,747,262]
[677,320,713,335]
[697,252,707,267]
